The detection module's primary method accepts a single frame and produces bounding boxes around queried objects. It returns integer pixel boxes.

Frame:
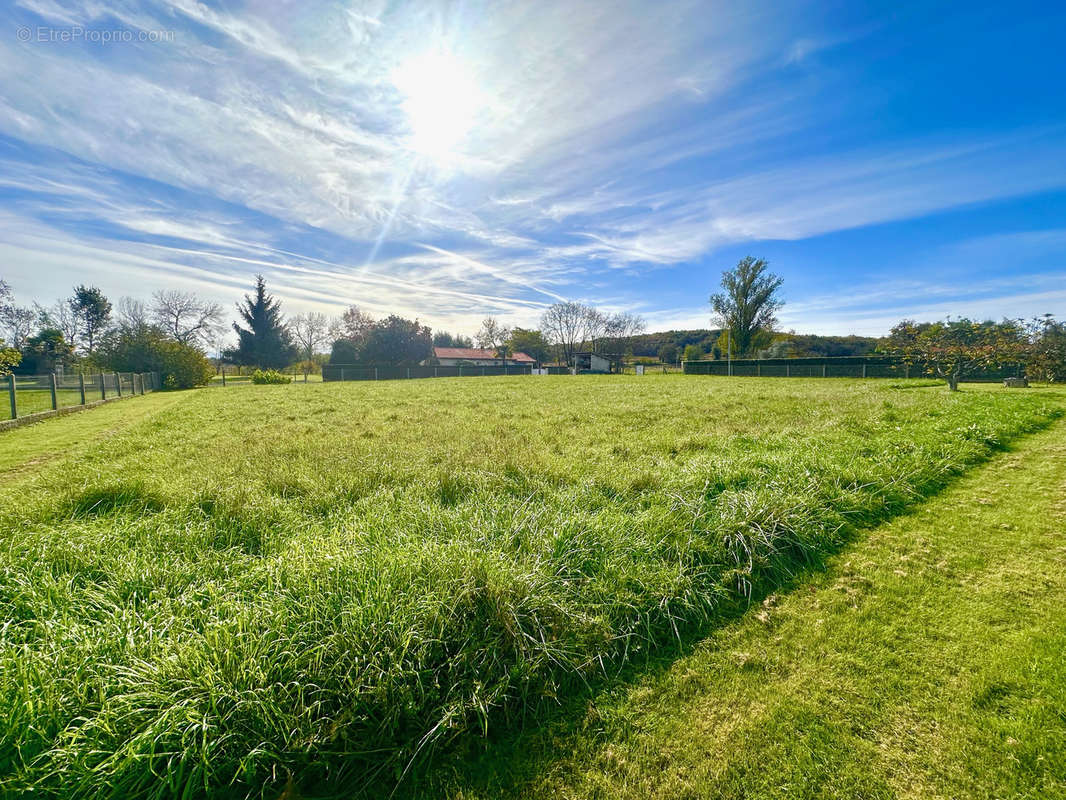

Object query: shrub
[98,325,214,389]
[159,341,216,389]
[0,344,20,376]
[251,368,292,384]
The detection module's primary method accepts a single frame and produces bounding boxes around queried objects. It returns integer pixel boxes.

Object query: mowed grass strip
[0,376,1061,798]
[442,414,1066,800]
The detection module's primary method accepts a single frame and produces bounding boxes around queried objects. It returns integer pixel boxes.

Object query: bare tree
[116,297,151,330]
[475,317,512,365]
[2,304,36,349]
[540,302,588,367]
[151,289,225,347]
[291,312,331,379]
[580,307,610,353]
[36,299,80,346]
[603,312,646,367]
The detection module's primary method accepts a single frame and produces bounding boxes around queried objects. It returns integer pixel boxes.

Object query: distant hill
[628,329,721,358]
[627,329,885,359]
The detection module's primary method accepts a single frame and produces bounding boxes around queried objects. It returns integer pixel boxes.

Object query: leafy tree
[0,346,18,376]
[360,315,432,365]
[475,317,511,364]
[710,256,784,357]
[657,343,679,364]
[18,329,72,374]
[332,305,375,344]
[70,285,112,355]
[433,331,473,348]
[226,275,297,369]
[98,323,213,389]
[682,343,704,362]
[508,328,551,364]
[1024,314,1066,383]
[887,318,1025,391]
[151,290,225,346]
[0,282,19,375]
[329,338,360,364]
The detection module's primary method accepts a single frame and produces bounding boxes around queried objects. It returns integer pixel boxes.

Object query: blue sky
[1,0,1064,339]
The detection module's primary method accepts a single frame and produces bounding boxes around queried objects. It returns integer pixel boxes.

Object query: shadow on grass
[364,416,1064,800]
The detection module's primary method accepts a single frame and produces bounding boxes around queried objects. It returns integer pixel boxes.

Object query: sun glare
[393,50,484,161]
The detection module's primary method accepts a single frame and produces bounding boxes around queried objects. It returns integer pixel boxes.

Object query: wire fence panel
[2,372,160,423]
[682,356,1023,382]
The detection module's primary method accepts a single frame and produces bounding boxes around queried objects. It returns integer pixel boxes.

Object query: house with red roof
[429,347,537,367]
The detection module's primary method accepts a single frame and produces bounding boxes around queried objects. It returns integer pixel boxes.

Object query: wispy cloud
[1,0,1064,337]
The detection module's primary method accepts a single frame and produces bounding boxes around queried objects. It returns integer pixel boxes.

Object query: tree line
[705,256,1066,389]
[0,278,221,388]
[0,274,650,385]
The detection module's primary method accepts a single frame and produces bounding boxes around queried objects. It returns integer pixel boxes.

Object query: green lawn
[0,376,1062,798]
[441,414,1066,800]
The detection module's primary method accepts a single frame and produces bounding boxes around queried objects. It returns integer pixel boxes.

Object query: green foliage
[0,378,1060,799]
[657,343,679,364]
[329,337,361,364]
[433,331,474,348]
[70,285,112,354]
[99,324,213,389]
[250,368,292,384]
[710,256,784,357]
[1025,314,1066,383]
[507,328,551,364]
[887,318,1026,391]
[361,314,432,365]
[682,343,703,361]
[0,345,19,376]
[18,328,72,373]
[226,274,298,369]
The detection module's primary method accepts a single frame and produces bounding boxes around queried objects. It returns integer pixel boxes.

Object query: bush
[251,368,291,385]
[159,342,215,389]
[0,345,20,376]
[98,325,214,389]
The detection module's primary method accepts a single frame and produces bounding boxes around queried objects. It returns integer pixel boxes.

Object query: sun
[393,50,484,161]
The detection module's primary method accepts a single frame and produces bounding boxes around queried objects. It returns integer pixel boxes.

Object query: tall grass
[0,376,1060,798]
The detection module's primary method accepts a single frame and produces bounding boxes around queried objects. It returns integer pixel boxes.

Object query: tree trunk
[947,373,959,391]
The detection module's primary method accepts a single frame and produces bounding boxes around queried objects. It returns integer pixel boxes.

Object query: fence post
[822,364,827,378]
[786,364,790,378]
[905,364,910,379]
[99,373,106,400]
[116,373,123,397]
[434,367,438,378]
[757,363,761,377]
[7,374,15,419]
[79,372,86,405]
[862,364,867,379]
[221,368,226,387]
[407,367,411,379]
[459,366,463,377]
[374,367,379,381]
[50,372,58,410]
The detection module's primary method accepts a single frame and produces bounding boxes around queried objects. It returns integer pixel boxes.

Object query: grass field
[440,416,1066,800]
[0,375,1062,798]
